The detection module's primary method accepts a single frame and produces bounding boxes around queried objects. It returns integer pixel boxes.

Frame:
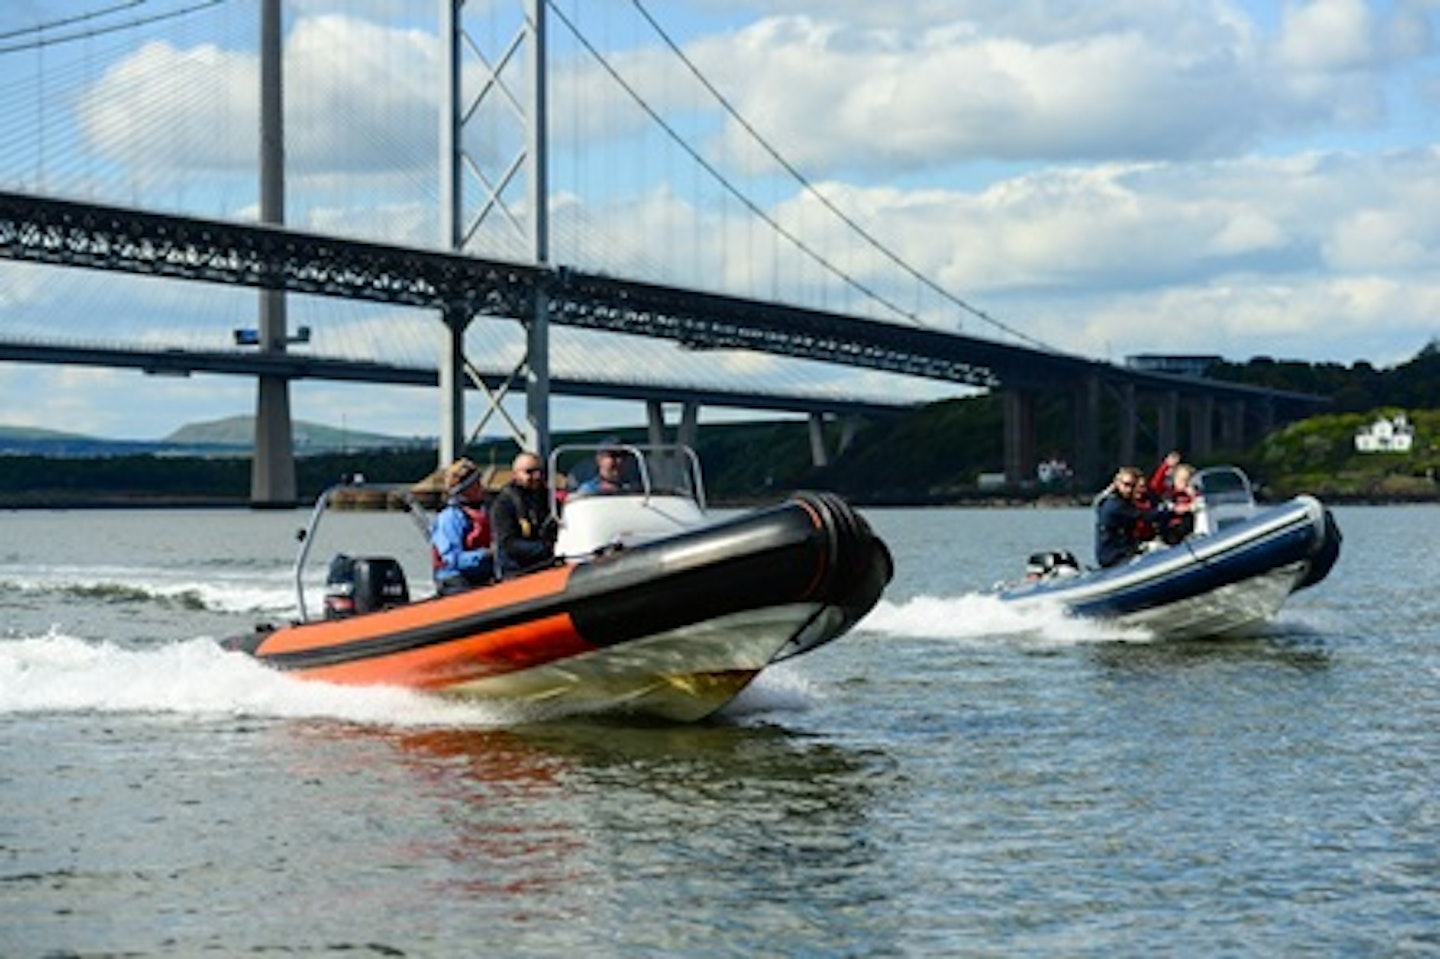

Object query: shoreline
[5,489,1434,511]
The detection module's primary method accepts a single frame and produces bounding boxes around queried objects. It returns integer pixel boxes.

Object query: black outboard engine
[1025,550,1081,580]
[324,553,410,619]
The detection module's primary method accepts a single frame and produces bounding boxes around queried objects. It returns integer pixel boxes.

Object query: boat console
[551,443,710,558]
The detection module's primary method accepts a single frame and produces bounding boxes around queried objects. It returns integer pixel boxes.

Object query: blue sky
[1,0,1439,440]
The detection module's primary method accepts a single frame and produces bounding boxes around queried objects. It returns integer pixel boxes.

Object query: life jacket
[1131,489,1158,542]
[431,504,492,570]
[462,505,492,551]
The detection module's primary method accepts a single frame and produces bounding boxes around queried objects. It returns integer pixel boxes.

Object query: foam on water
[858,591,1154,646]
[723,660,817,718]
[0,629,519,727]
[0,566,296,614]
[0,628,824,727]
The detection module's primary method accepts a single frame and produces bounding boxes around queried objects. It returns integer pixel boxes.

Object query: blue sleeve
[432,506,490,573]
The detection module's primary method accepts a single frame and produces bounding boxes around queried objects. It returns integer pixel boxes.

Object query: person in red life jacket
[1148,451,1198,544]
[431,457,495,594]
[1129,464,1161,544]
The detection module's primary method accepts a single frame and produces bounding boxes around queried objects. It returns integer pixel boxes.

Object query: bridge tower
[250,0,297,507]
[439,0,551,465]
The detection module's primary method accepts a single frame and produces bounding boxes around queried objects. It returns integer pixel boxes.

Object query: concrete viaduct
[0,189,1326,493]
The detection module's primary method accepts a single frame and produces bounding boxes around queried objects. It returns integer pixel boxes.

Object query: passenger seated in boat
[572,439,635,496]
[1148,452,1198,545]
[431,458,495,594]
[490,451,559,579]
[1095,466,1189,568]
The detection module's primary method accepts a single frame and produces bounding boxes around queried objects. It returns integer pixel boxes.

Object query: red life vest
[431,504,493,570]
[462,504,492,550]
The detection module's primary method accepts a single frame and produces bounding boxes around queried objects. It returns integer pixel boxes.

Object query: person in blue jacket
[430,457,495,594]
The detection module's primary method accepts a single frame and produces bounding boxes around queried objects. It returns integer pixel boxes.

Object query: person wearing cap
[573,438,633,496]
[489,450,558,580]
[430,457,495,594]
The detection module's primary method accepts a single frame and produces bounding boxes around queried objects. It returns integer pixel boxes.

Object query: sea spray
[859,591,1154,646]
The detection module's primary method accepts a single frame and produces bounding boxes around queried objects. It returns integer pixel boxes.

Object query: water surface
[2,504,1435,956]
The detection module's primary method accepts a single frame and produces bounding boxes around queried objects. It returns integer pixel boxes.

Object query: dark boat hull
[999,496,1341,639]
[225,492,892,720]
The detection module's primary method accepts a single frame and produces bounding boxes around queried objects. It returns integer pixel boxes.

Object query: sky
[1,0,1439,440]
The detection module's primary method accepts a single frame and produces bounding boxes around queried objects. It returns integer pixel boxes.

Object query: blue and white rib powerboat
[997,467,1341,639]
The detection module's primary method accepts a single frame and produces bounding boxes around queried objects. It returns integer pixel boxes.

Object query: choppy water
[2,504,1437,957]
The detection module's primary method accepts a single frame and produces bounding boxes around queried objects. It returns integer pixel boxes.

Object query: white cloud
[8,0,1440,440]
[1279,0,1378,72]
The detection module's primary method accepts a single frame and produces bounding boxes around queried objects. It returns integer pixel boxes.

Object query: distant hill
[0,416,429,457]
[0,425,97,442]
[163,415,429,453]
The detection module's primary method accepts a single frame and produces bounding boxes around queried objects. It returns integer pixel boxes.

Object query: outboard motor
[1025,550,1081,580]
[324,553,410,619]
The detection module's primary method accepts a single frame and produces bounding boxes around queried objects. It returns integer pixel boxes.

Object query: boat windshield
[1193,466,1254,507]
[1190,466,1257,535]
[551,443,706,507]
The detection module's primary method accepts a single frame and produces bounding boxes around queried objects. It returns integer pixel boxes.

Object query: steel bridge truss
[0,190,1324,420]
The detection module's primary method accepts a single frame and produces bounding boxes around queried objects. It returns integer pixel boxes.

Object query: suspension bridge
[0,1,1323,505]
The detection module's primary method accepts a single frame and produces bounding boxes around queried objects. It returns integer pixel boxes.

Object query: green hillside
[3,346,1440,506]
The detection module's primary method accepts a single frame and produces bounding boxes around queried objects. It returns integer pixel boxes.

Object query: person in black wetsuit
[489,450,558,580]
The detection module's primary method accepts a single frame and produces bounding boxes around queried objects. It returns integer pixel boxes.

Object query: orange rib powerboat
[223,445,892,721]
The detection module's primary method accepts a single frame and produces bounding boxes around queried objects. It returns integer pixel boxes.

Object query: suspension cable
[626,0,1056,351]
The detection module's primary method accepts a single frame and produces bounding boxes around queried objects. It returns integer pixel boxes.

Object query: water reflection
[358,720,904,952]
[1088,627,1332,675]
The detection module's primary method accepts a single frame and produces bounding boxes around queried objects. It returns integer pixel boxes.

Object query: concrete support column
[1118,382,1137,468]
[437,307,468,466]
[1158,391,1179,457]
[1073,377,1102,489]
[1254,399,1275,443]
[837,415,860,455]
[1219,400,1245,452]
[646,400,667,445]
[808,412,829,467]
[677,402,700,449]
[1189,395,1215,459]
[1002,388,1036,485]
[250,0,296,508]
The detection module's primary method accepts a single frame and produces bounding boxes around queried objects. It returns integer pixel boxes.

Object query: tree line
[3,344,1437,507]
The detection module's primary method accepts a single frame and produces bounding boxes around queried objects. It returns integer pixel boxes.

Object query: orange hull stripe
[296,611,591,689]
[259,565,573,656]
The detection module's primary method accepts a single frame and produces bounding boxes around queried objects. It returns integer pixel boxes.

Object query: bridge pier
[251,358,295,507]
[438,307,469,466]
[1219,399,1246,452]
[1157,391,1179,455]
[645,400,702,449]
[1117,382,1137,468]
[1072,375,1103,489]
[1002,389,1035,485]
[249,0,296,508]
[806,413,830,468]
[1189,395,1215,459]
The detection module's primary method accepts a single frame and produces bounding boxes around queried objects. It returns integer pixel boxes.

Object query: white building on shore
[1354,413,1414,453]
